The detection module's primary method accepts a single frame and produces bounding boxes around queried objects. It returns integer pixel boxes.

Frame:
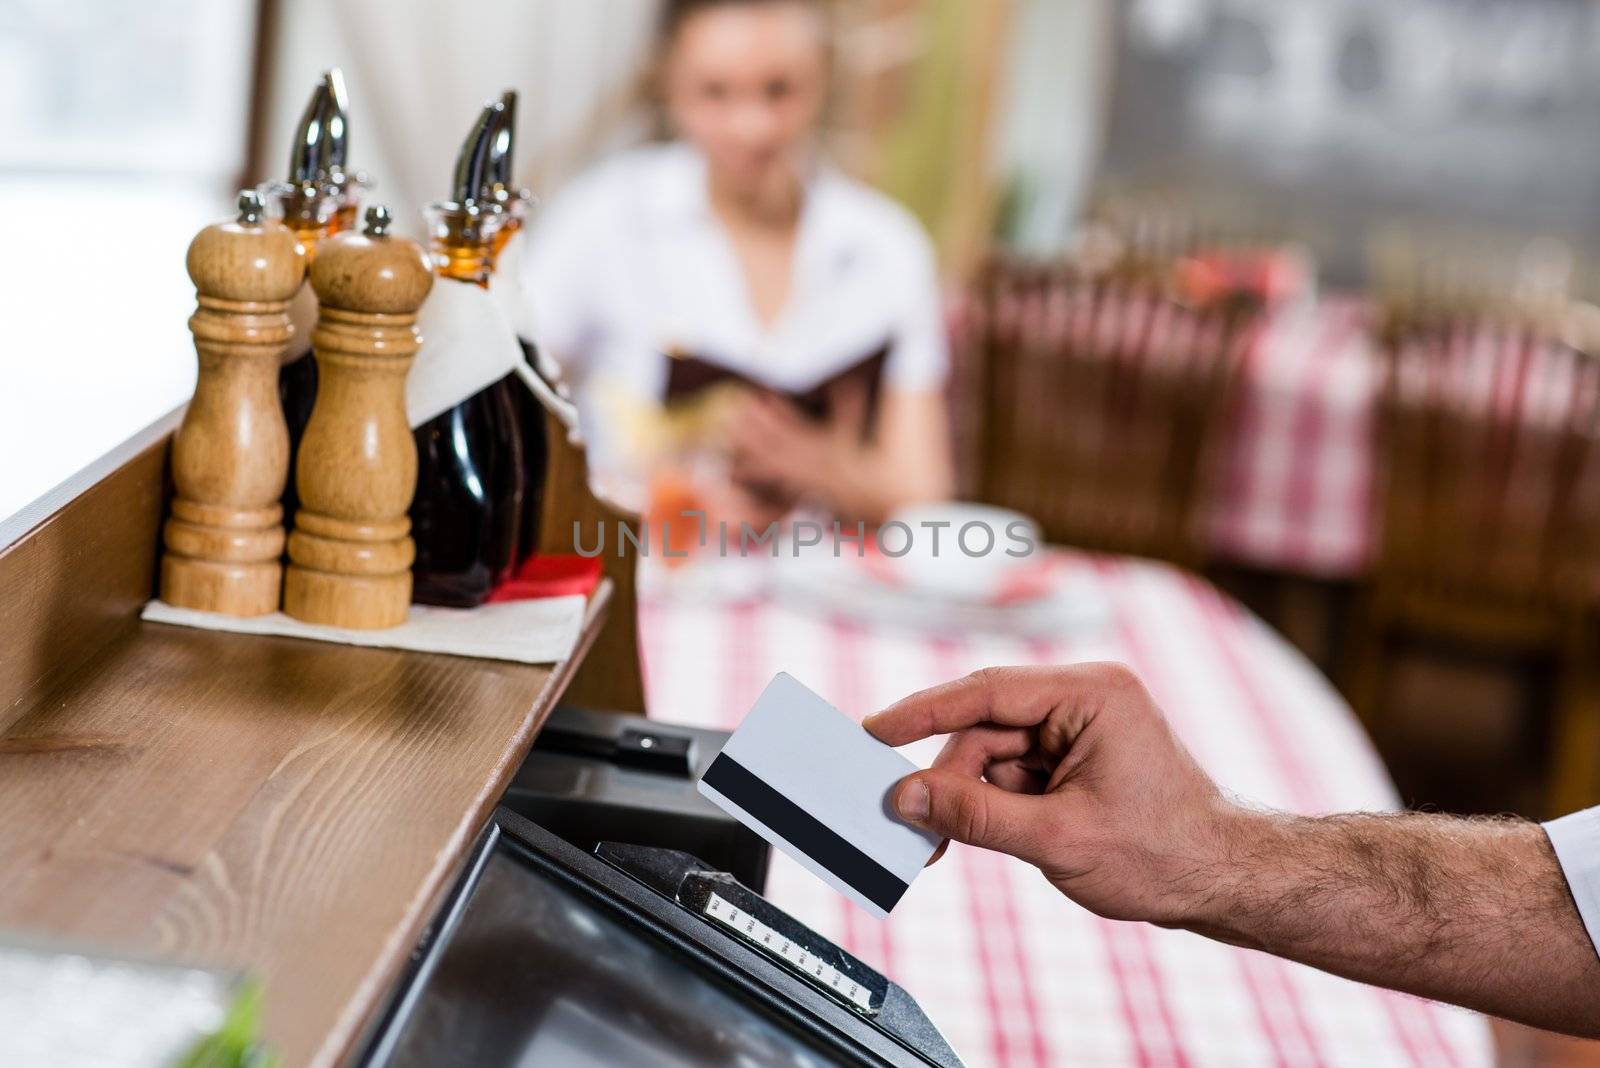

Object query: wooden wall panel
[0,436,168,732]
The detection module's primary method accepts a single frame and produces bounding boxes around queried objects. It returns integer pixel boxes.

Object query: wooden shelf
[0,423,611,1067]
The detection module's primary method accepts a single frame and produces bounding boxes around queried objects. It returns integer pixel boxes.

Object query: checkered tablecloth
[638,551,1493,1067]
[1206,298,1381,579]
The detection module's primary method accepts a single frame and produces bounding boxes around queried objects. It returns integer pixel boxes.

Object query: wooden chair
[525,368,647,714]
[1347,296,1600,814]
[971,259,1257,569]
[1081,183,1294,285]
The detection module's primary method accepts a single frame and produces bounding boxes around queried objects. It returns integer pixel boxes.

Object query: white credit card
[697,673,941,919]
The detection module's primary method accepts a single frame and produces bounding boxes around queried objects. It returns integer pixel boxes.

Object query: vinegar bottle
[410,100,526,606]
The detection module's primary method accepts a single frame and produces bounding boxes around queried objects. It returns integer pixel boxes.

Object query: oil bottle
[409,100,528,606]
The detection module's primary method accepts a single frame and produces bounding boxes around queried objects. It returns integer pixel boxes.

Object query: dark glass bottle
[278,350,319,526]
[411,389,500,607]
[410,98,527,607]
[486,374,526,586]
[410,341,527,607]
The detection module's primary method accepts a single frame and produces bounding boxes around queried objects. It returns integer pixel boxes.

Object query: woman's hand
[724,381,953,525]
[726,390,838,502]
[864,663,1247,926]
[726,389,870,518]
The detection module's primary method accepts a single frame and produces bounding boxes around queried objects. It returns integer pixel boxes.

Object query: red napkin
[1178,248,1308,306]
[488,554,604,603]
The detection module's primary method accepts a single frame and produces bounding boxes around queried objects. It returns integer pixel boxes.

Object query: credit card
[697,673,941,919]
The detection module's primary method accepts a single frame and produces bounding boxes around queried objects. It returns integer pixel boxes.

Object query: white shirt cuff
[1544,806,1600,958]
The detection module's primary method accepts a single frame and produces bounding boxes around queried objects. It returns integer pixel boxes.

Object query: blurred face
[662,2,826,199]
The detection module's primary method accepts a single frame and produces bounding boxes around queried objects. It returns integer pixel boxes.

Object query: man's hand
[866,663,1600,1039]
[864,662,1240,926]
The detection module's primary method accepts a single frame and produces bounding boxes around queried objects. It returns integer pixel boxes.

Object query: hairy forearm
[1187,808,1600,1037]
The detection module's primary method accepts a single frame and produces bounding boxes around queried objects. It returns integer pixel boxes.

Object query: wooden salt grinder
[284,205,433,628]
[161,191,306,616]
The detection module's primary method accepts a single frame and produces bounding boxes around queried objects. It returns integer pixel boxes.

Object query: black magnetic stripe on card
[701,753,908,914]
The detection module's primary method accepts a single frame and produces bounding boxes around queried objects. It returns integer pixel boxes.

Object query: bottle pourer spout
[323,68,350,172]
[237,189,265,224]
[288,81,329,183]
[450,100,506,206]
[488,90,518,190]
[287,67,349,183]
[365,204,393,237]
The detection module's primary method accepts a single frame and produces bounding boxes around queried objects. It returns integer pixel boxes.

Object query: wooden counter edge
[323,579,613,1068]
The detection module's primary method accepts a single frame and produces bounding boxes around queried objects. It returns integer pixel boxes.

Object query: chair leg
[1548,618,1600,818]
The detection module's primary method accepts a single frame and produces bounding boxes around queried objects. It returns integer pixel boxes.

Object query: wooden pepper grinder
[161,191,306,616]
[284,205,432,628]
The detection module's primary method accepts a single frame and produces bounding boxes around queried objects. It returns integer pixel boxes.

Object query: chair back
[972,259,1257,566]
[1375,297,1600,617]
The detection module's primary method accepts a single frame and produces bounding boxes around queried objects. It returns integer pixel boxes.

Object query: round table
[637,549,1493,1068]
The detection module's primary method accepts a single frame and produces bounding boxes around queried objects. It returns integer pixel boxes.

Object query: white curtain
[991,0,1113,253]
[260,0,660,237]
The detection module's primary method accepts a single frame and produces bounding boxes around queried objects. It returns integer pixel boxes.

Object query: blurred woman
[520,0,953,526]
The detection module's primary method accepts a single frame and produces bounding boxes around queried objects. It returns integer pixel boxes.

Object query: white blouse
[514,142,948,480]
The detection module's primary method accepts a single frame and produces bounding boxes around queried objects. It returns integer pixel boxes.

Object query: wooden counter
[0,416,610,1067]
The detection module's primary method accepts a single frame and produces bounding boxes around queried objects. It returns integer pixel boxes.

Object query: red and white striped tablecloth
[638,552,1493,1067]
[1206,298,1380,580]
